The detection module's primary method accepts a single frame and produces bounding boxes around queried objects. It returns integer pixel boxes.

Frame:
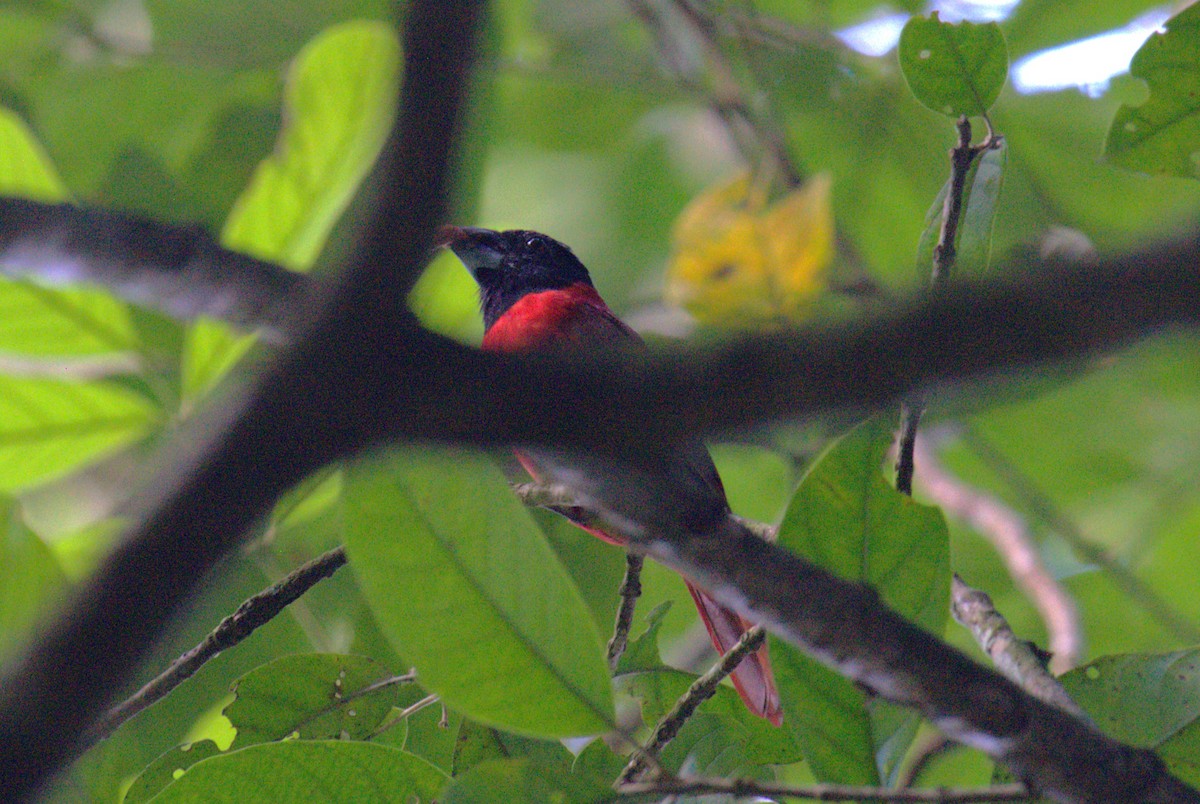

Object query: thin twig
[608,553,645,671]
[343,670,418,704]
[371,693,441,738]
[897,117,998,494]
[618,625,767,784]
[88,546,348,743]
[960,425,1200,645]
[918,430,1082,672]
[617,776,1031,802]
[896,398,924,496]
[626,0,802,187]
[951,575,1088,720]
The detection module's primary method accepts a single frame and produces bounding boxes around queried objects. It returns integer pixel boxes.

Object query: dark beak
[437,225,506,278]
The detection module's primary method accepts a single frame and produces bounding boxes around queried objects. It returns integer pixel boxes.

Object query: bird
[440,224,781,725]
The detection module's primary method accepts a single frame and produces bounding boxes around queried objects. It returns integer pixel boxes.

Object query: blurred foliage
[1,0,1199,800]
[665,171,834,326]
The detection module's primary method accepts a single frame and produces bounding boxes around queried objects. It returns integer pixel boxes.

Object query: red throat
[481,283,608,353]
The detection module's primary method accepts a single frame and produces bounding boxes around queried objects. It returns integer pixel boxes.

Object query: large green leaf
[899,13,1009,118]
[221,20,401,270]
[0,374,156,491]
[343,447,615,738]
[772,417,950,785]
[1106,3,1200,177]
[1060,650,1200,786]
[149,741,447,803]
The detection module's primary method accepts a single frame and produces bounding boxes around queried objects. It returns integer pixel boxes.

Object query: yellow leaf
[666,172,834,327]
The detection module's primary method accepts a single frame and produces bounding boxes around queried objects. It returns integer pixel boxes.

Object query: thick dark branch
[0,2,484,800]
[359,233,1200,459]
[0,198,301,340]
[631,516,1196,802]
[617,777,1031,802]
[3,199,1200,461]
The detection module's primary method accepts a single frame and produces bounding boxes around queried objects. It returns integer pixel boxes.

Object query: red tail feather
[685,581,782,726]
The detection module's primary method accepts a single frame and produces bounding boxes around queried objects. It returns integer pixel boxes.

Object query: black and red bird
[441,225,781,725]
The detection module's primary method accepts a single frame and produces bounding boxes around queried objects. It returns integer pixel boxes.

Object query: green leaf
[0,375,156,491]
[149,741,447,803]
[221,20,401,270]
[899,13,1009,118]
[224,654,400,749]
[0,498,67,661]
[1059,650,1200,748]
[571,737,628,785]
[343,447,615,738]
[614,601,671,675]
[772,417,950,784]
[0,106,67,201]
[123,739,223,804]
[391,687,461,771]
[1105,4,1200,177]
[916,138,1007,279]
[769,642,877,784]
[451,719,574,778]
[442,758,615,804]
[620,668,802,766]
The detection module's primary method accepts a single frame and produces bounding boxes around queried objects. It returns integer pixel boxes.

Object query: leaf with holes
[224,654,400,749]
[123,740,223,804]
[899,13,1008,117]
[1106,4,1200,177]
[344,447,615,738]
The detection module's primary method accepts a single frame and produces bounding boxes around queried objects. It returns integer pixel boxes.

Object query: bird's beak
[436,225,506,279]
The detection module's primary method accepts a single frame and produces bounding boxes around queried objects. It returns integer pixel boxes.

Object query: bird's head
[438,226,593,330]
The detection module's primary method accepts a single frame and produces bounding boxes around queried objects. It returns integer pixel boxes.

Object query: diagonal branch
[0,2,486,800]
[0,198,301,340]
[87,546,348,744]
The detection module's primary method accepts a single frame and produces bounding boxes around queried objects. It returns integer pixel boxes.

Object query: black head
[440,226,594,330]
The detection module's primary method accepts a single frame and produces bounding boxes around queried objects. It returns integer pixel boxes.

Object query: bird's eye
[525,236,544,250]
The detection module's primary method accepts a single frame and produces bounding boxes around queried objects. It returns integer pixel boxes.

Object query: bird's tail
[684,580,782,726]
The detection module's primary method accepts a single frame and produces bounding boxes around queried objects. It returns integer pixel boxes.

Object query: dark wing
[556,298,728,507]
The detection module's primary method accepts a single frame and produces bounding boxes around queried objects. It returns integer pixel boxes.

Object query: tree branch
[919,429,1082,672]
[950,574,1086,720]
[0,2,485,800]
[618,625,768,784]
[617,776,1031,802]
[0,198,301,341]
[608,553,645,671]
[87,546,348,745]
